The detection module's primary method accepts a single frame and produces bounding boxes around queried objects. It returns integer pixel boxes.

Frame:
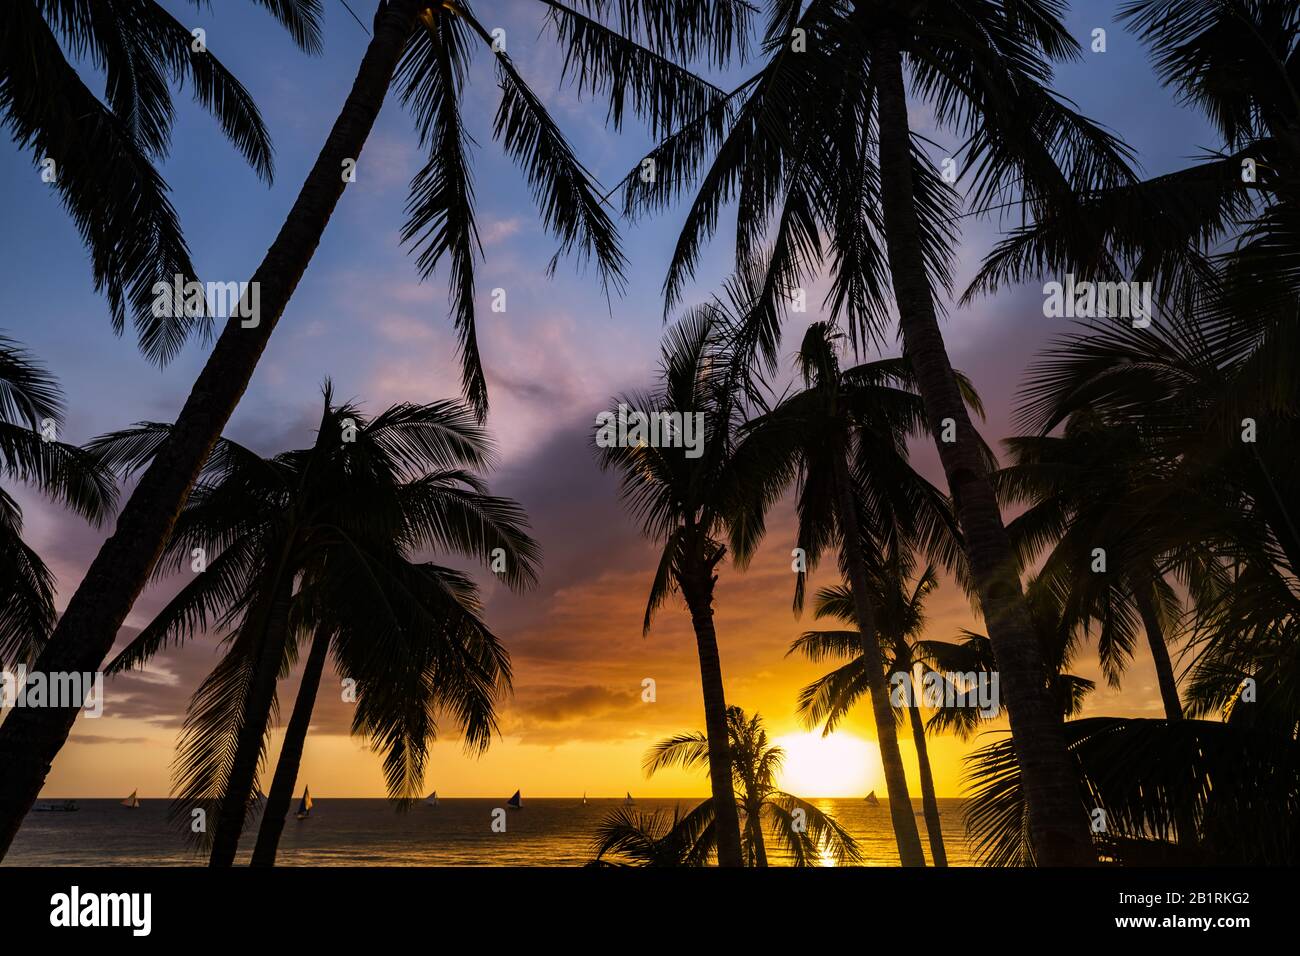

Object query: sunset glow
[774,733,879,798]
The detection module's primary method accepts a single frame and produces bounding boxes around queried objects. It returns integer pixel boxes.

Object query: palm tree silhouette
[0,0,752,857]
[96,385,539,866]
[587,803,716,867]
[0,0,322,363]
[1003,308,1300,854]
[790,563,974,867]
[622,1,1137,864]
[248,550,504,867]
[788,558,1096,868]
[967,0,1300,759]
[964,715,1300,866]
[970,0,1300,331]
[0,335,116,666]
[595,291,763,866]
[0,0,330,856]
[1014,315,1298,713]
[592,707,860,866]
[732,321,975,866]
[997,411,1197,720]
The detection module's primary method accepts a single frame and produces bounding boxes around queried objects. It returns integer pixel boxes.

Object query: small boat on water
[507,790,522,810]
[295,786,312,820]
[34,801,79,812]
[120,790,141,809]
[425,790,438,807]
[581,792,587,807]
[624,792,634,806]
[865,790,879,806]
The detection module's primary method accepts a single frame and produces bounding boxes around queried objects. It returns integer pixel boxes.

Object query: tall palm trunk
[250,629,330,867]
[871,32,1093,865]
[677,560,745,868]
[830,450,926,866]
[0,0,424,860]
[905,674,947,866]
[208,578,295,867]
[1134,581,1182,720]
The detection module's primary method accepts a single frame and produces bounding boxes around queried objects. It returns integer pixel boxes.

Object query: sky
[0,1,1218,800]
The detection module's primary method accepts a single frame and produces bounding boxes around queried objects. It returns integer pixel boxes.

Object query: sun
[773,732,880,798]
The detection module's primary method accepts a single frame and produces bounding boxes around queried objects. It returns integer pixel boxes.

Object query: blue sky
[0,1,1221,799]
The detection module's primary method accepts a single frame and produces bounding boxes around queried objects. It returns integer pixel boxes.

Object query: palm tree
[0,0,328,857]
[787,559,1096,868]
[1011,312,1300,836]
[954,3,1300,865]
[967,1,1300,738]
[249,555,506,867]
[970,0,1300,335]
[963,1,1300,618]
[997,411,1194,720]
[622,0,1137,864]
[593,707,861,866]
[0,0,753,857]
[1014,315,1298,706]
[790,563,963,866]
[587,803,717,867]
[964,716,1300,866]
[0,0,323,364]
[732,321,973,866]
[594,292,759,866]
[97,386,539,866]
[0,334,116,666]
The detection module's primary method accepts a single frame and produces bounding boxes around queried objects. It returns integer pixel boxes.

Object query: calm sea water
[4,798,972,867]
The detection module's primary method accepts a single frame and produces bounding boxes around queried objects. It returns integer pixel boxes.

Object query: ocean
[4,798,973,866]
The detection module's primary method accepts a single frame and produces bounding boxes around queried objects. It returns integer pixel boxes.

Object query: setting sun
[774,733,880,798]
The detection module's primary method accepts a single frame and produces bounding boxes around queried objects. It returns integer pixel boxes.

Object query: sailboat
[120,790,141,808]
[295,786,312,820]
[581,791,587,807]
[506,790,522,810]
[624,792,634,806]
[865,790,880,806]
[425,790,438,807]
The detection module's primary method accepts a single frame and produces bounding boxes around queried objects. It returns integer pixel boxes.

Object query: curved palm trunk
[0,0,424,859]
[678,565,745,868]
[871,32,1093,865]
[830,452,926,866]
[250,629,330,868]
[1133,583,1182,721]
[208,579,295,867]
[905,683,948,866]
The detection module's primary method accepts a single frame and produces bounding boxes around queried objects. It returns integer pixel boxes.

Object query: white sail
[296,786,312,818]
[120,790,140,808]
